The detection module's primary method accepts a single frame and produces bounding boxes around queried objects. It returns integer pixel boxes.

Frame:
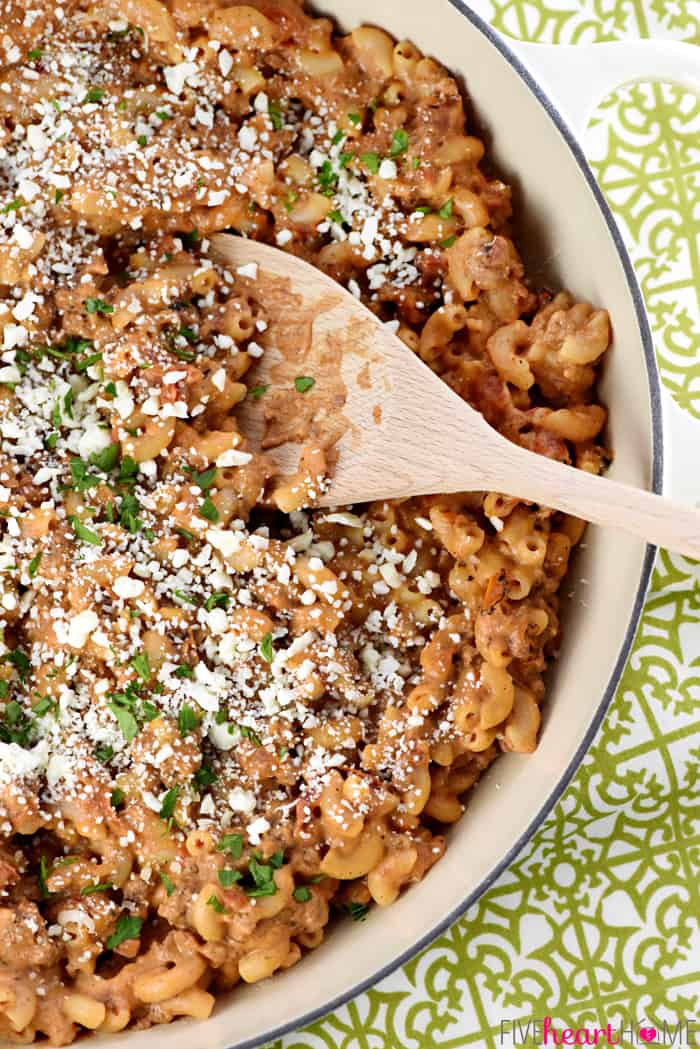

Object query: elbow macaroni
[0,0,612,1042]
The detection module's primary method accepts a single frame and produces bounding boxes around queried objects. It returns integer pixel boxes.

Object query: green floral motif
[587,82,700,418]
[469,0,700,44]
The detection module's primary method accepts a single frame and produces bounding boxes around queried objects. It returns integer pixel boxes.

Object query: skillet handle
[510,40,700,140]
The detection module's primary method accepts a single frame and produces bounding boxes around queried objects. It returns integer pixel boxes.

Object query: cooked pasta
[0,0,611,1042]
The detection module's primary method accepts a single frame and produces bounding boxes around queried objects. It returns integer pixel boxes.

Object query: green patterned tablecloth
[271,5,700,1046]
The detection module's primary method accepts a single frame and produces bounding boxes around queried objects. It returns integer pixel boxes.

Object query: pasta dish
[0,0,611,1041]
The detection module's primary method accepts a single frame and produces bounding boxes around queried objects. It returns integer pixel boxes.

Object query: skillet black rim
[224,6,663,1046]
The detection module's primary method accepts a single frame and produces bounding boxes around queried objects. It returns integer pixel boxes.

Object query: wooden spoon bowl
[211,234,700,559]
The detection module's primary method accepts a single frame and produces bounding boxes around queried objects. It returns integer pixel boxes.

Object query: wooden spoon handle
[490,443,698,558]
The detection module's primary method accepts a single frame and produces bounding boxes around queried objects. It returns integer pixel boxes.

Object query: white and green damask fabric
[270,6,700,1046]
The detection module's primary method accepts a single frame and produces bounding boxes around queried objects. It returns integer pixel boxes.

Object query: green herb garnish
[108,702,138,742]
[194,764,217,790]
[90,443,120,473]
[389,128,409,156]
[199,496,219,522]
[69,516,102,546]
[218,868,242,888]
[33,695,56,717]
[159,786,179,821]
[268,100,284,130]
[160,872,175,896]
[217,833,244,860]
[106,914,143,950]
[130,652,150,681]
[360,152,380,174]
[294,376,315,394]
[177,704,199,737]
[204,591,230,612]
[84,297,114,315]
[259,632,274,663]
[81,881,113,896]
[346,901,369,921]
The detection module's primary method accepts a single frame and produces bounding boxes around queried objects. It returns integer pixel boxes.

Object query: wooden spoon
[211,234,700,559]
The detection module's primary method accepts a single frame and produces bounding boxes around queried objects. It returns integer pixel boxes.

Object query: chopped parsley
[174,588,198,605]
[207,894,226,913]
[360,152,380,174]
[33,696,56,717]
[199,496,219,522]
[81,881,113,896]
[83,87,106,104]
[107,702,138,743]
[389,128,409,156]
[90,443,120,473]
[184,465,216,491]
[239,724,262,747]
[110,788,125,808]
[118,456,139,486]
[0,699,34,748]
[245,855,278,898]
[130,653,151,681]
[68,457,101,492]
[217,833,244,859]
[293,886,311,903]
[174,663,194,679]
[268,100,284,130]
[38,855,51,899]
[218,868,242,888]
[177,704,199,737]
[28,551,42,578]
[119,493,143,535]
[438,198,454,219]
[249,384,269,400]
[106,914,143,950]
[159,786,179,821]
[204,591,230,612]
[317,160,338,196]
[259,632,274,663]
[346,901,370,921]
[3,650,29,680]
[160,872,175,896]
[294,376,315,393]
[194,764,217,790]
[84,297,114,315]
[69,516,102,546]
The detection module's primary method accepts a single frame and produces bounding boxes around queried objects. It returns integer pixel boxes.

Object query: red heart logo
[639,1029,657,1043]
